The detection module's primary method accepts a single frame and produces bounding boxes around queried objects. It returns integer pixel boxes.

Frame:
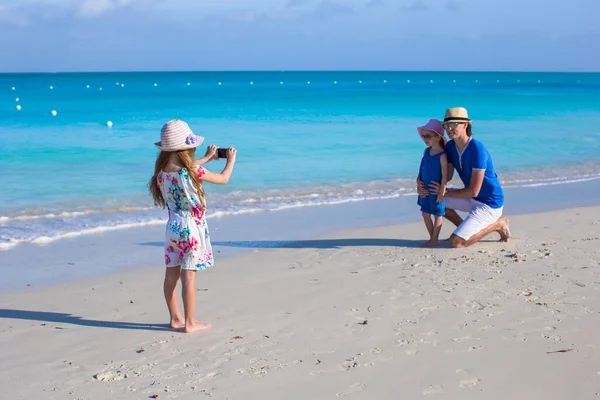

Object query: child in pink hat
[416,119,448,247]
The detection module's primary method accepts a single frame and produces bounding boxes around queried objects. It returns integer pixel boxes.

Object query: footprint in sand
[337,383,367,397]
[468,345,485,352]
[406,349,419,356]
[423,385,444,395]
[450,335,480,342]
[459,378,480,388]
[446,345,485,354]
[364,362,375,367]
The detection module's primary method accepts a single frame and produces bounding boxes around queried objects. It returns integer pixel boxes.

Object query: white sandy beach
[1,206,599,399]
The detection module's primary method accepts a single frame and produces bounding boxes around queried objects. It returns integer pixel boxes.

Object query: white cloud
[78,0,135,17]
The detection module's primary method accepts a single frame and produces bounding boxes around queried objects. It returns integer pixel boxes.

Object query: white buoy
[497,80,500,83]
[453,80,456,83]
[334,81,337,84]
[116,82,120,86]
[187,82,191,86]
[307,81,311,84]
[106,121,113,127]
[16,98,19,102]
[517,80,520,83]
[430,80,434,83]
[86,85,90,89]
[538,80,541,83]
[250,81,254,85]
[218,82,222,85]
[16,105,21,111]
[121,84,124,87]
[359,80,362,84]
[280,81,283,84]
[383,80,387,83]
[407,80,411,83]
[49,85,54,89]
[475,80,478,83]
[51,110,57,116]
[154,83,158,87]
[12,87,15,91]
[99,87,103,91]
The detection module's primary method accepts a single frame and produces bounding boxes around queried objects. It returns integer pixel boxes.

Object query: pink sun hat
[417,119,447,144]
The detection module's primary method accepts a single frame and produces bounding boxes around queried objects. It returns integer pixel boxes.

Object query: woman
[418,107,510,248]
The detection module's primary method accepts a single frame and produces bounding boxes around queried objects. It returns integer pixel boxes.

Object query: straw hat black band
[443,117,471,122]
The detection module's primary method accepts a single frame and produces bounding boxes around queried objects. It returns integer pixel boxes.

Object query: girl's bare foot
[420,240,440,248]
[170,317,185,330]
[184,320,212,334]
[497,217,511,242]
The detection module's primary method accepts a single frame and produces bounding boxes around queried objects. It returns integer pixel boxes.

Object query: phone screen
[217,148,228,159]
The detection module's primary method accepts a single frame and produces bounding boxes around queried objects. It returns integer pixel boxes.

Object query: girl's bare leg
[429,215,443,246]
[164,267,184,329]
[181,270,211,334]
[421,212,435,247]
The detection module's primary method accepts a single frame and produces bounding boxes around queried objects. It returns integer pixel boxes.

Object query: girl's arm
[437,153,449,203]
[199,147,237,185]
[447,163,455,182]
[194,145,218,166]
[416,150,429,198]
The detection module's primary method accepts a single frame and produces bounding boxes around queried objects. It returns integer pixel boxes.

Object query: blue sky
[0,0,598,72]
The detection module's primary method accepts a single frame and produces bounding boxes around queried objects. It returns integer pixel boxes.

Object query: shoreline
[1,206,599,399]
[2,178,600,291]
[2,162,600,251]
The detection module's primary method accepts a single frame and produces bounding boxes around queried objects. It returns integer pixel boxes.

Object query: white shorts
[445,197,503,240]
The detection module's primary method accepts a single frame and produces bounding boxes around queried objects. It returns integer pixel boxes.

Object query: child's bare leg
[420,212,435,247]
[429,215,443,246]
[164,267,184,329]
[181,269,211,334]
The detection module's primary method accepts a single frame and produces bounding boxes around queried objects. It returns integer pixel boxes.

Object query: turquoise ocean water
[1,71,600,250]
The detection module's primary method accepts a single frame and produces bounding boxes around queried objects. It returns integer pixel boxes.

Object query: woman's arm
[446,170,484,198]
[199,148,237,185]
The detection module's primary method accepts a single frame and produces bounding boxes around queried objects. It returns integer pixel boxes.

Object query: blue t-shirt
[445,138,504,208]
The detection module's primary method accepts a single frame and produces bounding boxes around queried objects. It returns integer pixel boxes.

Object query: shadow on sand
[0,309,172,332]
[140,238,436,249]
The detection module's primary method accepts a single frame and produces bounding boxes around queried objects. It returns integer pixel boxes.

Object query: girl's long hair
[466,123,473,137]
[149,149,206,209]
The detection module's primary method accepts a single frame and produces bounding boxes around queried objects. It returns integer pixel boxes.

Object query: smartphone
[217,147,228,159]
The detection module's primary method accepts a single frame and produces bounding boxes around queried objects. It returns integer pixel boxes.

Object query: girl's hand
[227,147,237,162]
[204,145,218,161]
[437,193,444,203]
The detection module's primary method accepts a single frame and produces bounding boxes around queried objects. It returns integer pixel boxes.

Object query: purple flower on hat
[185,134,196,145]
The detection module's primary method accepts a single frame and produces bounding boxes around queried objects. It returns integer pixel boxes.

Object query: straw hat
[154,119,204,151]
[443,107,472,123]
[417,119,447,144]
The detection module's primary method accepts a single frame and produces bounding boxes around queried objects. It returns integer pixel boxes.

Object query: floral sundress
[157,166,213,271]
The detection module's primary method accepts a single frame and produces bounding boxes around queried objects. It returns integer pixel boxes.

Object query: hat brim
[417,126,444,137]
[154,135,205,151]
[417,127,447,144]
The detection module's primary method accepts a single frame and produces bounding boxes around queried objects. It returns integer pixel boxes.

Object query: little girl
[416,119,448,247]
[149,119,236,333]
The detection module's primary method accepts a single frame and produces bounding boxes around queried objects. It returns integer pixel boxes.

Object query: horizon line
[1,69,599,75]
